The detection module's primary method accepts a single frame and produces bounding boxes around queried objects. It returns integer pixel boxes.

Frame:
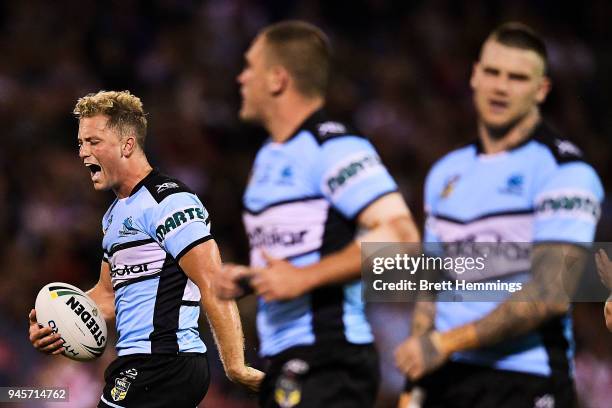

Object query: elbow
[389,215,421,242]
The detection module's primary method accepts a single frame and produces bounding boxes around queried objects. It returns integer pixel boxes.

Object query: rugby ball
[35,282,107,362]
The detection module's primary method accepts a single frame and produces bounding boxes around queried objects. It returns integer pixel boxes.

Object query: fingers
[29,324,53,344]
[28,309,37,325]
[216,264,255,299]
[599,249,610,263]
[260,250,284,266]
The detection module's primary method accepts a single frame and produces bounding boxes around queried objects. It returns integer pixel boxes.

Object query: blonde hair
[74,90,147,147]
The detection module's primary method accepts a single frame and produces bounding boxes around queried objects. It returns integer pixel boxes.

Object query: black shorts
[405,361,577,408]
[98,353,209,408]
[260,342,379,408]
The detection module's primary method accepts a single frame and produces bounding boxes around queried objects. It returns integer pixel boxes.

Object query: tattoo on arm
[412,301,435,336]
[473,244,586,348]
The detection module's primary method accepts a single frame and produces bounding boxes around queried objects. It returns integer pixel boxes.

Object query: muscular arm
[180,240,262,390]
[396,243,586,380]
[296,193,419,287]
[249,193,420,301]
[86,261,116,323]
[438,243,586,353]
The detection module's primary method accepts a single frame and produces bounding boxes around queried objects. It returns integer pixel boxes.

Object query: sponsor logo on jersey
[554,139,582,157]
[499,173,524,195]
[156,182,180,193]
[65,296,106,347]
[324,152,383,196]
[110,263,150,278]
[535,189,600,222]
[156,206,207,242]
[444,235,531,262]
[318,121,347,136]
[120,368,138,380]
[111,377,131,402]
[119,216,139,237]
[441,174,460,199]
[248,227,307,249]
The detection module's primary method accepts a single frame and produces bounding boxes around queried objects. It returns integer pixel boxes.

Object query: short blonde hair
[74,90,147,147]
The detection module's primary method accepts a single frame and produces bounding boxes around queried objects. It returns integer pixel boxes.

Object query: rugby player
[215,21,420,407]
[395,23,603,407]
[28,90,263,407]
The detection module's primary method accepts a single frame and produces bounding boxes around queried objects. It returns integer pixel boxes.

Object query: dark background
[1,1,610,407]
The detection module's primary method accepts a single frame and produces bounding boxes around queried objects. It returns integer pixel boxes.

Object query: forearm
[437,244,583,354]
[87,284,115,323]
[411,301,436,336]
[302,215,420,289]
[200,288,246,376]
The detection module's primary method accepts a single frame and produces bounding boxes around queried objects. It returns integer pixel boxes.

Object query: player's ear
[469,62,480,90]
[121,134,137,157]
[268,65,288,96]
[535,76,551,104]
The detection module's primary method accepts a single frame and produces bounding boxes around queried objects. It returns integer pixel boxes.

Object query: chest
[244,146,319,212]
[102,202,150,253]
[434,157,537,220]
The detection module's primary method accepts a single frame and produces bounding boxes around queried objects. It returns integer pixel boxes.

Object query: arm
[396,243,586,380]
[86,261,116,324]
[250,192,420,301]
[179,239,263,391]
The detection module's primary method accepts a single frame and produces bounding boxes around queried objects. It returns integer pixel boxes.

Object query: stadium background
[1,1,610,406]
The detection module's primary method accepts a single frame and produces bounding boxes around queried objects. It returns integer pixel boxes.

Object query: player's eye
[483,67,499,76]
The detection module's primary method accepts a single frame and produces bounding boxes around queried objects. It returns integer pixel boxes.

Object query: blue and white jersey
[101,170,212,356]
[243,110,397,357]
[425,123,604,377]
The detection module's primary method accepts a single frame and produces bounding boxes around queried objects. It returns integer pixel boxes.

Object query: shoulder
[427,144,476,181]
[530,122,588,165]
[299,110,366,146]
[133,170,195,204]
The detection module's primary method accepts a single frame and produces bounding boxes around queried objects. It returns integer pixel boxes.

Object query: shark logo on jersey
[278,165,294,185]
[103,215,113,235]
[119,217,139,236]
[499,173,524,195]
[156,182,179,193]
[441,174,461,198]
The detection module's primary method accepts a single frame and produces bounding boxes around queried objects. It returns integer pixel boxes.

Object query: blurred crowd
[1,1,611,407]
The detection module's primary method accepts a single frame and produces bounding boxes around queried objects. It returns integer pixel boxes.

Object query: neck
[479,108,541,154]
[264,95,324,143]
[114,155,153,199]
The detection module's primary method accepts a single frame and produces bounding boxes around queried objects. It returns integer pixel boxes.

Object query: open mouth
[489,99,509,109]
[85,163,102,176]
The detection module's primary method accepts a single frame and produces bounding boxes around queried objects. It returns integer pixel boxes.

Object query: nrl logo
[156,182,179,193]
[111,377,131,402]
